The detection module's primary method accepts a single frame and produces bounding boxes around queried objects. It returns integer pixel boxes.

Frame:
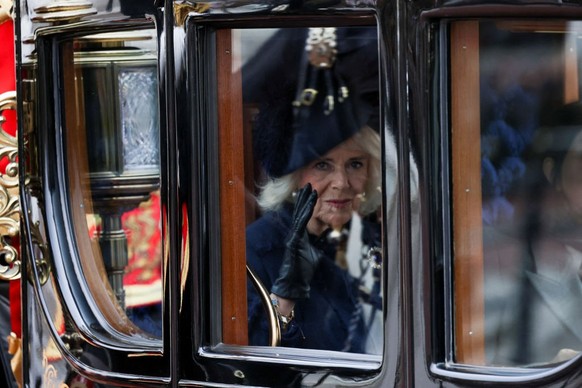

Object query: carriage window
[451,20,582,367]
[62,30,162,338]
[215,26,384,357]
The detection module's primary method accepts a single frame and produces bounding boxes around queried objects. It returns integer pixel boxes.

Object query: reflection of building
[87,191,162,329]
[85,193,163,336]
[122,191,162,309]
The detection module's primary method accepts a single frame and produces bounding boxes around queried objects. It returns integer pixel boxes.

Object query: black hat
[243,26,379,178]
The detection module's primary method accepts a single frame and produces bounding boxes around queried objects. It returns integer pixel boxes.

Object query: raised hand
[271,183,320,300]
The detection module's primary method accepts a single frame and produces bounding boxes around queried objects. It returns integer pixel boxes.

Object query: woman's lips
[325,199,352,208]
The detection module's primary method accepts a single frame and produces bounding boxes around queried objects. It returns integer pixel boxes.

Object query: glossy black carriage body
[13,0,582,386]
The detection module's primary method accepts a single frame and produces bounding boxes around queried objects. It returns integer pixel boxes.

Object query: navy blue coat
[246,204,367,352]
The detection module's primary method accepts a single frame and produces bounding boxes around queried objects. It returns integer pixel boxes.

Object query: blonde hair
[257,126,382,216]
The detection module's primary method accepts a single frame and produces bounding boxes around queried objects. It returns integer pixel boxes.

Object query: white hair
[353,126,382,216]
[256,126,382,216]
[256,173,300,212]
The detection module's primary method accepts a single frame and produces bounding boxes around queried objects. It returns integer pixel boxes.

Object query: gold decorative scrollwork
[0,91,20,280]
[0,0,14,24]
[43,363,59,387]
[42,353,69,388]
[0,239,19,280]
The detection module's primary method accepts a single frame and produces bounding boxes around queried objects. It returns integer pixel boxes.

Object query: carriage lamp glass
[118,68,159,171]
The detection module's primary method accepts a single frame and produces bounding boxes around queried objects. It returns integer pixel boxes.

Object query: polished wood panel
[564,33,579,104]
[450,21,485,365]
[217,29,249,345]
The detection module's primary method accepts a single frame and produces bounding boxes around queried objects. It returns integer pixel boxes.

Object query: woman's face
[298,137,370,235]
[558,130,582,221]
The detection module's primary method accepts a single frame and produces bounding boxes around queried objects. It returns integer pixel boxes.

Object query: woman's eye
[314,161,330,171]
[349,160,364,169]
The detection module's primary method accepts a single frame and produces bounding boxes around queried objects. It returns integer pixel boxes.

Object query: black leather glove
[271,183,320,300]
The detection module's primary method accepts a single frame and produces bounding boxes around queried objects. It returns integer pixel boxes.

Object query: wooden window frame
[450,20,485,365]
[216,29,249,345]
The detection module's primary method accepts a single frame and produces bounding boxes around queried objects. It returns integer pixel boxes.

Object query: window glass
[452,20,582,367]
[217,26,384,356]
[63,30,162,338]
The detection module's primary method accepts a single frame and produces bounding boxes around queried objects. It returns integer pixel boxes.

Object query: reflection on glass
[119,68,160,170]
[477,21,582,366]
[241,27,383,354]
[66,30,162,337]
